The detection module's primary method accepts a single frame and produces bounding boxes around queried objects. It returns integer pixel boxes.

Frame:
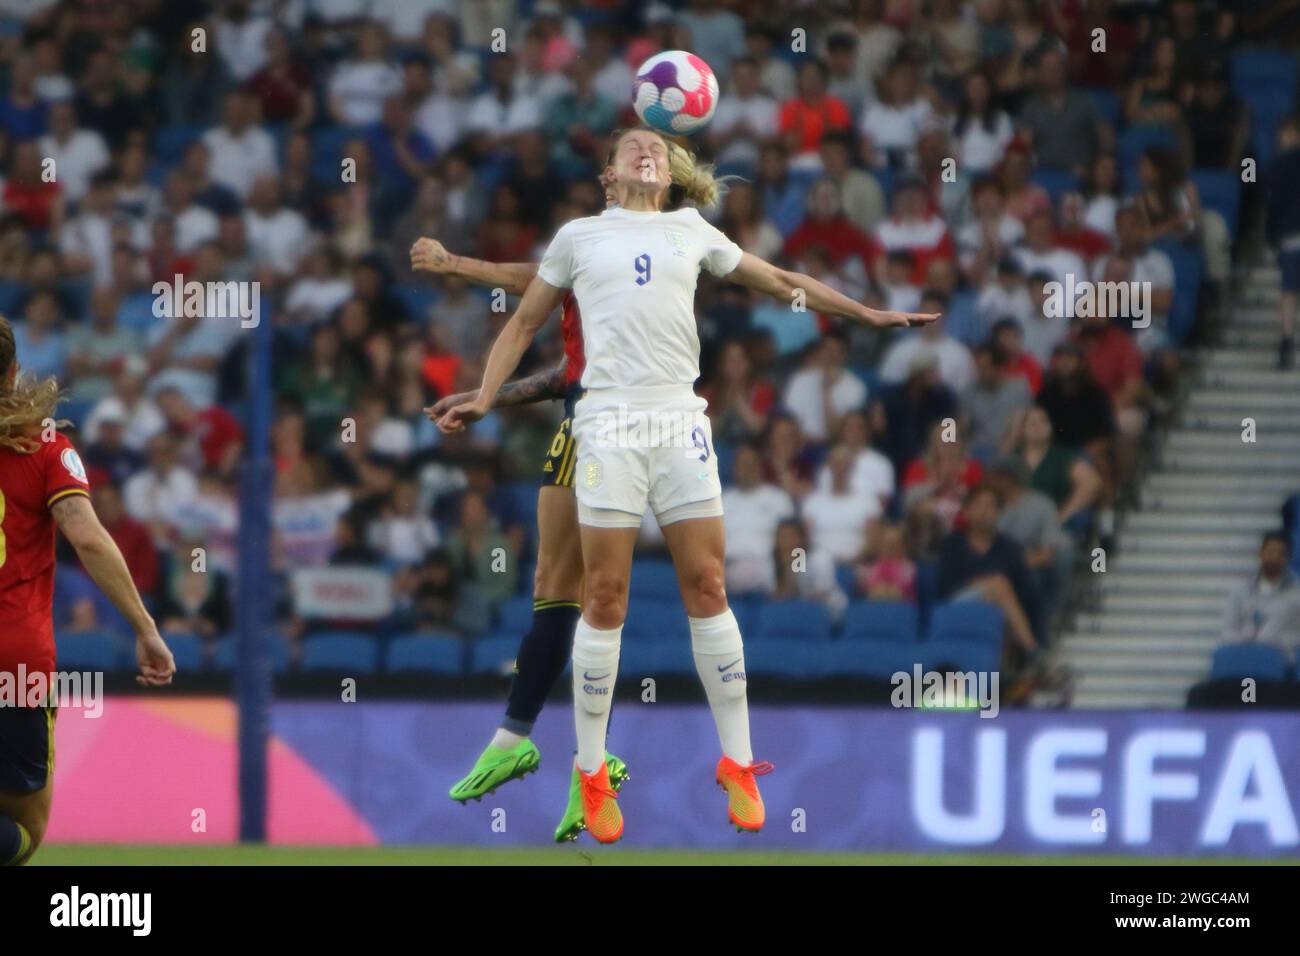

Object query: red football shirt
[0,432,91,676]
[560,292,585,388]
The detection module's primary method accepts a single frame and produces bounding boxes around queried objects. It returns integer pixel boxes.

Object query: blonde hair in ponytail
[665,138,727,209]
[607,126,731,210]
[0,314,64,454]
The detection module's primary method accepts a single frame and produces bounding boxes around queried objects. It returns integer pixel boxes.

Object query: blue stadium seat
[622,599,689,643]
[497,596,535,636]
[744,639,826,679]
[1164,244,1203,345]
[921,639,1000,675]
[470,635,520,675]
[310,125,367,182]
[153,123,205,166]
[834,562,857,600]
[715,440,736,486]
[504,481,540,538]
[1191,169,1241,237]
[1085,88,1121,128]
[1209,642,1288,682]
[751,599,832,642]
[928,600,1005,646]
[842,600,919,643]
[1231,49,1299,94]
[515,561,536,596]
[387,634,463,675]
[729,593,763,636]
[393,285,438,323]
[161,632,206,672]
[300,632,379,674]
[944,289,983,347]
[1119,125,1179,190]
[629,560,680,602]
[213,633,290,674]
[616,640,665,679]
[1030,168,1080,203]
[1247,88,1295,166]
[56,631,122,671]
[652,640,696,676]
[824,639,917,679]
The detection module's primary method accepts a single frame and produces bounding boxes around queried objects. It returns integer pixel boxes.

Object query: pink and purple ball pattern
[633,51,718,135]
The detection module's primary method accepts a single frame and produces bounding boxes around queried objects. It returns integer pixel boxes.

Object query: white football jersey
[537,206,743,390]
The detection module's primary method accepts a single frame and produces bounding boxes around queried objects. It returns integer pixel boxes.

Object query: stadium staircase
[1053,253,1300,708]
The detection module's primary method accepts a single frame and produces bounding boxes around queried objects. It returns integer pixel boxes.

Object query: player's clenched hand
[424,390,478,421]
[436,399,488,434]
[136,627,176,687]
[410,237,455,274]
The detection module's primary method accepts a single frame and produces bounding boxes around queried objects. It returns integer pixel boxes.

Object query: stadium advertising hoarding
[47,700,1299,857]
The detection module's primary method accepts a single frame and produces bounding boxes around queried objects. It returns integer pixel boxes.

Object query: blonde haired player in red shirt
[0,315,174,865]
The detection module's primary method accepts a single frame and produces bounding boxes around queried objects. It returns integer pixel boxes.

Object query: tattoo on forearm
[494,366,568,407]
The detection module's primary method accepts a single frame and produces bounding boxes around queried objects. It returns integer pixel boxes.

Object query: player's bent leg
[660,509,772,832]
[450,485,587,804]
[500,486,585,737]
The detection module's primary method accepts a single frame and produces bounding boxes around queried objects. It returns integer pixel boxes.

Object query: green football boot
[449,739,541,803]
[554,753,629,842]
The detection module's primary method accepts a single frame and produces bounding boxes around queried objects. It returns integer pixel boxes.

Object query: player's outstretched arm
[425,357,568,421]
[409,238,538,297]
[436,277,568,433]
[52,495,176,687]
[724,252,940,329]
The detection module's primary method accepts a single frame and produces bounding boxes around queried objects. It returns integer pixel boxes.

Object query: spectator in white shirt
[1022,268,1072,365]
[782,331,869,444]
[707,56,778,171]
[801,444,883,564]
[771,517,849,623]
[977,258,1035,335]
[813,408,895,510]
[370,478,441,567]
[586,24,633,107]
[202,91,278,202]
[328,22,403,127]
[723,444,796,594]
[1221,533,1300,659]
[859,58,934,169]
[244,175,311,277]
[957,177,1025,283]
[158,171,219,254]
[58,171,119,287]
[124,431,200,549]
[880,313,976,393]
[38,100,108,203]
[214,0,273,82]
[370,0,457,45]
[951,68,1014,175]
[464,53,544,148]
[1013,207,1086,289]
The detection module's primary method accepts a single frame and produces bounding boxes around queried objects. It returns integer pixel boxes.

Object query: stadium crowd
[0,0,1273,665]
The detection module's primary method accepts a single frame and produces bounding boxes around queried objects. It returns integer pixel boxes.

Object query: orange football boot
[579,760,623,843]
[716,757,774,832]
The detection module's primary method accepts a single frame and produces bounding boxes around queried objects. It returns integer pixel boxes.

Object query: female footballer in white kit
[438,127,937,843]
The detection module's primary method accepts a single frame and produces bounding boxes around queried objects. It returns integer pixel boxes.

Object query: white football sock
[490,728,525,750]
[572,617,621,774]
[690,608,753,764]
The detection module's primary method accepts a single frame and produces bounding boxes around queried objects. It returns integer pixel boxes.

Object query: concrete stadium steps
[1124,511,1280,534]
[1072,611,1219,636]
[1051,258,1300,709]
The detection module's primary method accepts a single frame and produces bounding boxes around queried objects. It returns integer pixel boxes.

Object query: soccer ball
[632,50,719,135]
